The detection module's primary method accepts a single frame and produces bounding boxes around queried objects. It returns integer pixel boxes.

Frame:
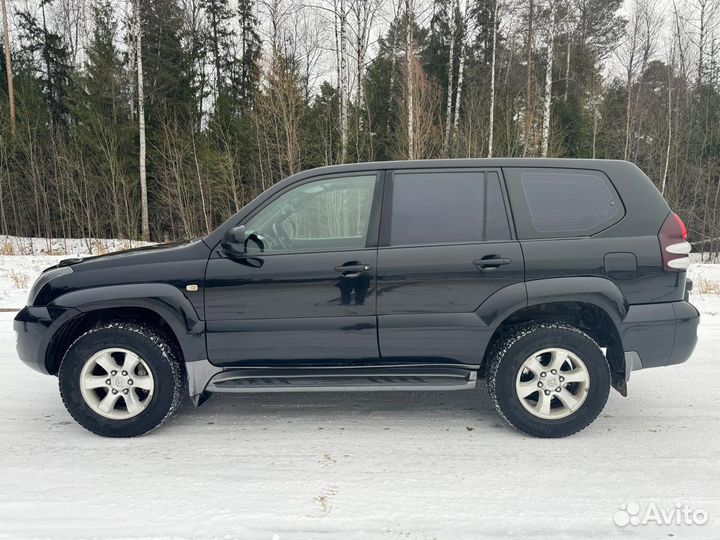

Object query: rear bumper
[619,300,699,376]
[14,306,80,374]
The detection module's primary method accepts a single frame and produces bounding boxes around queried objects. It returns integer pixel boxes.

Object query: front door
[376,168,525,366]
[204,173,381,367]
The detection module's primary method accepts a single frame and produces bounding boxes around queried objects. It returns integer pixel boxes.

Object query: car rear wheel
[59,322,185,437]
[486,322,610,438]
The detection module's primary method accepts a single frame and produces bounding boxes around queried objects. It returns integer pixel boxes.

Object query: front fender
[52,283,206,363]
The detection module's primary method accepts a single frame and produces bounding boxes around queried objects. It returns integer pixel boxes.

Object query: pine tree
[138,0,194,126]
[236,0,262,109]
[201,0,236,97]
[72,0,135,238]
[16,1,73,128]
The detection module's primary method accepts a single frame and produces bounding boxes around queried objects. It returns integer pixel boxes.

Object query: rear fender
[524,277,628,324]
[476,278,628,329]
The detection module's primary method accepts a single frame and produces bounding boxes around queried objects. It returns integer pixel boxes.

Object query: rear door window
[503,168,624,239]
[387,170,511,246]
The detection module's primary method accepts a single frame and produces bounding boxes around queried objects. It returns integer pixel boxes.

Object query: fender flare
[51,283,206,364]
[476,277,628,330]
[525,277,628,324]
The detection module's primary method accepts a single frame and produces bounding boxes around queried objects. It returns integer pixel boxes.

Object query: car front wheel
[58,322,185,437]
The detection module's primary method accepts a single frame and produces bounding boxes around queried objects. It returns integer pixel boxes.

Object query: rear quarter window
[503,168,624,239]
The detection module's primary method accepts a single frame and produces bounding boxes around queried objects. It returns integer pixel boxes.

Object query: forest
[0,0,719,253]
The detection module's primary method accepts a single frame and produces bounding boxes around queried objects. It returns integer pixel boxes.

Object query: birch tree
[405,0,415,159]
[1,0,15,134]
[442,0,458,155]
[487,0,499,157]
[387,0,402,135]
[540,0,556,157]
[350,0,379,160]
[563,4,573,102]
[661,39,676,195]
[350,0,377,108]
[620,0,660,161]
[524,0,535,155]
[337,0,349,162]
[451,0,468,146]
[135,0,149,240]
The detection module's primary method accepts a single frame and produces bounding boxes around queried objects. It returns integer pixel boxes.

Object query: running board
[205,367,477,394]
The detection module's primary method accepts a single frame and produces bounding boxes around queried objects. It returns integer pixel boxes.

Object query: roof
[292,158,633,178]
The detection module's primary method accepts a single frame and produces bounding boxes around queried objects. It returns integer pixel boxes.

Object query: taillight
[658,212,691,271]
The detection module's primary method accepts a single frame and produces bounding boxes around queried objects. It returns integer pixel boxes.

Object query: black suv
[14,159,699,438]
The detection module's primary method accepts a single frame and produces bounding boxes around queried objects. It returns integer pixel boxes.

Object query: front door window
[245,175,377,254]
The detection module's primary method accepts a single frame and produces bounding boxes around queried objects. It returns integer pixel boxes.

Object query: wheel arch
[478,278,628,383]
[45,284,206,375]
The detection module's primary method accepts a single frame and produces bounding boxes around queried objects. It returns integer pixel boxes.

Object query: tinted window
[519,170,621,235]
[245,175,376,253]
[389,171,511,245]
[486,172,512,241]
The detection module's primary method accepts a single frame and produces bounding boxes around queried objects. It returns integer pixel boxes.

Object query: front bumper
[619,300,700,377]
[14,306,81,374]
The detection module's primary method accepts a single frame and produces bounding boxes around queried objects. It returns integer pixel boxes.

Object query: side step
[205,367,477,394]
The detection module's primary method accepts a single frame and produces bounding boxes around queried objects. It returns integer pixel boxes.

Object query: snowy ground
[0,236,153,310]
[1,243,719,539]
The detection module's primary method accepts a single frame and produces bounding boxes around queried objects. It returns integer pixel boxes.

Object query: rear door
[376,168,524,366]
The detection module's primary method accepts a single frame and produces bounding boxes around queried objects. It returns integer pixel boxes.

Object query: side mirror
[221,225,247,256]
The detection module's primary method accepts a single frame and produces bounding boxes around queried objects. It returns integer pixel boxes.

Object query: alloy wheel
[79,348,155,420]
[514,347,590,420]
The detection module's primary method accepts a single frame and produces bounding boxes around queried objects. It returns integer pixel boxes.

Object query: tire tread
[58,321,186,437]
[485,321,609,438]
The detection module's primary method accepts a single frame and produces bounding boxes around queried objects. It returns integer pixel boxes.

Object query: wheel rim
[515,347,590,420]
[79,348,155,420]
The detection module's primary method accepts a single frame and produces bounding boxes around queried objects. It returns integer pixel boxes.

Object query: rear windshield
[503,168,624,239]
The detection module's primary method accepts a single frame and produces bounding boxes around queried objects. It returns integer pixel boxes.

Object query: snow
[0,236,152,310]
[0,235,153,257]
[0,243,719,538]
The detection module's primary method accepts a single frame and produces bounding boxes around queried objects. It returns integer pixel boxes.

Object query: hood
[56,239,199,269]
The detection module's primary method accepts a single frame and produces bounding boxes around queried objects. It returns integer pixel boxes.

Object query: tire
[58,322,186,437]
[486,322,610,438]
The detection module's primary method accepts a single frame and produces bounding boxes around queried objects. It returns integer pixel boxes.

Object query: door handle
[334,264,373,277]
[473,256,512,269]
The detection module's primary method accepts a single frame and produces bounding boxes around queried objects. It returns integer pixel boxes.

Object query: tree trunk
[661,61,673,195]
[1,0,15,135]
[211,7,222,95]
[442,0,458,156]
[488,0,498,157]
[40,1,54,128]
[387,2,400,135]
[697,0,706,86]
[339,0,349,162]
[135,0,149,241]
[591,69,598,159]
[523,0,534,156]
[563,13,571,102]
[451,0,468,144]
[623,59,634,160]
[352,0,375,161]
[540,0,555,158]
[405,0,415,159]
[191,131,211,234]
